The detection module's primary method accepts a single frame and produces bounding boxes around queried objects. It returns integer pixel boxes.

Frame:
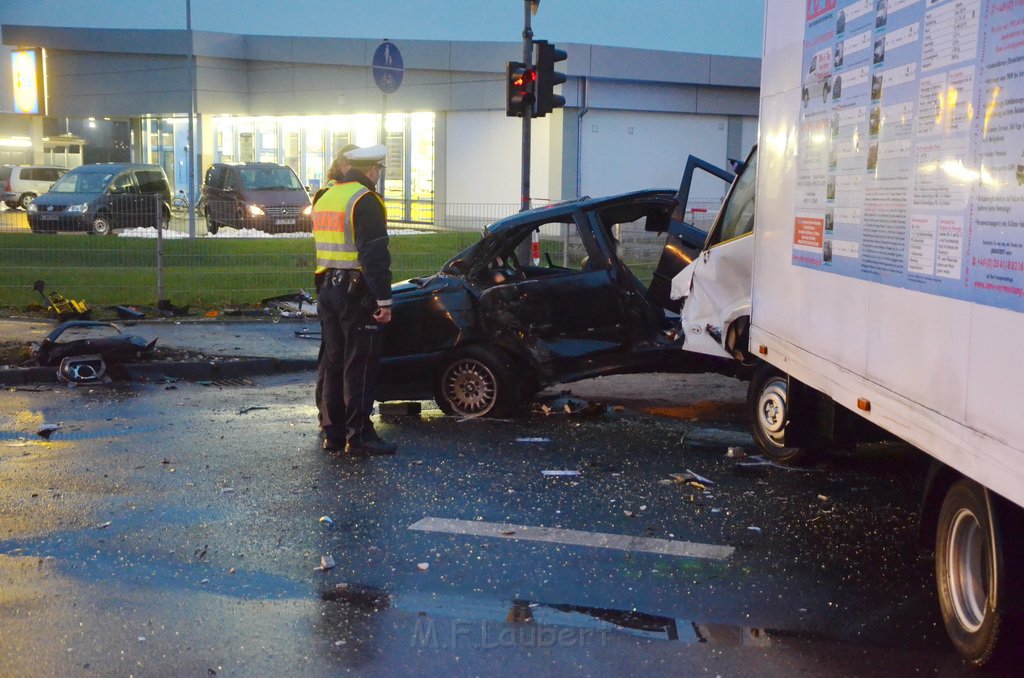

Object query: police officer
[313,144,397,455]
[314,143,357,430]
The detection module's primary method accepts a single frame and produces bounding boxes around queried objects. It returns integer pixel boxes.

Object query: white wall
[445,110,552,207]
[579,110,733,199]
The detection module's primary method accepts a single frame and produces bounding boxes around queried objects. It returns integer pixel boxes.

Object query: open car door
[671,145,757,362]
[646,155,735,311]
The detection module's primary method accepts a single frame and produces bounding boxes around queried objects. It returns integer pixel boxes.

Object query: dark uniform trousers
[317,270,383,444]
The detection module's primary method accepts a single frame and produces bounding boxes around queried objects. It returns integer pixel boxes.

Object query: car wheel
[936,480,1021,667]
[18,193,37,210]
[203,205,219,235]
[91,215,113,236]
[747,363,812,464]
[435,345,522,418]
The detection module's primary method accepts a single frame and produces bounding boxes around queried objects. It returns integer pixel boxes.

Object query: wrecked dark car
[377,189,730,417]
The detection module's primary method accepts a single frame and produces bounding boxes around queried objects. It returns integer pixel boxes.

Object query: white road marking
[409,517,734,561]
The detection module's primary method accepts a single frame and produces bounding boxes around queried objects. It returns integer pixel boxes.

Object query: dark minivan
[28,163,171,236]
[201,162,312,235]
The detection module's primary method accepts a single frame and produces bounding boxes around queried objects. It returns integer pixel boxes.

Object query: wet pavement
[0,369,988,676]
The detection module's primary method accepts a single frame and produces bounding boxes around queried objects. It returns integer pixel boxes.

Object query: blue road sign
[372,41,404,94]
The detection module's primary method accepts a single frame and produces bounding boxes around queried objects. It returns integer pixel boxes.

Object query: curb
[0,357,318,386]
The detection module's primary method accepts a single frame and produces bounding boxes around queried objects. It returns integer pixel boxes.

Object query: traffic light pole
[517,1,534,263]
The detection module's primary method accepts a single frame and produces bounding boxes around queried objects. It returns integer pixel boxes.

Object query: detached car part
[57,355,107,384]
[31,320,157,367]
[33,279,91,322]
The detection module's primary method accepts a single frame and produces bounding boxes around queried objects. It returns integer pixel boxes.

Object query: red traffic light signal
[533,40,567,117]
[506,61,536,117]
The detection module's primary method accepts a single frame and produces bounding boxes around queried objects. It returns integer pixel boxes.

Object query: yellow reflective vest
[312,181,386,273]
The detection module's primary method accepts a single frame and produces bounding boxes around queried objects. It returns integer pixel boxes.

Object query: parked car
[27,163,171,235]
[201,162,312,234]
[1,164,68,210]
[376,189,732,417]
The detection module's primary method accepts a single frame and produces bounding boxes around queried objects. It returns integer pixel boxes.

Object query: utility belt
[324,268,363,291]
[321,267,377,310]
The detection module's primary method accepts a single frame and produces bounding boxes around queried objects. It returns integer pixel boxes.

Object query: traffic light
[533,40,567,117]
[506,61,536,117]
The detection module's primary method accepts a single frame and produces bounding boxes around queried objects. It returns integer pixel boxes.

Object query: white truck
[667,0,1024,666]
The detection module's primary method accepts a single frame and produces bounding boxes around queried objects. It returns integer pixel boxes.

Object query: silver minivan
[1,165,68,210]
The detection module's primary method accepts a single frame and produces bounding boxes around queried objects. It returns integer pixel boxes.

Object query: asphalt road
[0,374,988,677]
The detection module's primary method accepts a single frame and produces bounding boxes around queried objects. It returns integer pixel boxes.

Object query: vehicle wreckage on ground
[377,189,730,417]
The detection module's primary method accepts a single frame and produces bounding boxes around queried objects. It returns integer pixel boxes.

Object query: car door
[106,171,139,229]
[477,212,638,372]
[672,145,758,361]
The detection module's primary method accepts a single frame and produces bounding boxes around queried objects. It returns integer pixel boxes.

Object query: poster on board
[795,0,1024,313]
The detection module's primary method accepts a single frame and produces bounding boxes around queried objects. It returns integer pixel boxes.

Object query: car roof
[71,163,163,173]
[484,188,677,234]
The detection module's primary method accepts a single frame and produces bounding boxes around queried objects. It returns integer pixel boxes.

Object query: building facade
[1,25,759,223]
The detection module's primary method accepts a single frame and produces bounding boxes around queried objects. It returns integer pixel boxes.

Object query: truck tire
[747,364,813,465]
[935,479,1019,667]
[434,344,522,418]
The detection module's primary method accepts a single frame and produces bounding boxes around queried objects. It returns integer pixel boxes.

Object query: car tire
[203,205,219,235]
[18,193,37,210]
[435,344,523,418]
[936,479,1022,667]
[91,215,113,236]
[747,363,813,465]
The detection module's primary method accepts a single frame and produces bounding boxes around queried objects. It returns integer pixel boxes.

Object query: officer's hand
[373,307,392,324]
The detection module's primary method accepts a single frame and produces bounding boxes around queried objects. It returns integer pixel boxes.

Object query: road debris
[516,437,550,444]
[734,455,818,472]
[96,521,112,529]
[33,280,90,321]
[261,290,317,317]
[238,406,269,415]
[726,446,747,459]
[379,401,422,416]
[37,424,60,439]
[317,555,336,571]
[417,562,430,571]
[542,470,580,477]
[319,516,334,526]
[669,469,716,488]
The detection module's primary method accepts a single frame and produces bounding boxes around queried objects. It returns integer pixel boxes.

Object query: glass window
[709,148,758,246]
[135,170,166,194]
[109,172,136,194]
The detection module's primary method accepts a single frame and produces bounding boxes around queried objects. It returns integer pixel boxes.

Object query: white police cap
[343,144,386,166]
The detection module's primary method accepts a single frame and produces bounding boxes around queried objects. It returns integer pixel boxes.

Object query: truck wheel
[91,216,112,236]
[747,364,811,464]
[435,345,522,418]
[935,479,1016,667]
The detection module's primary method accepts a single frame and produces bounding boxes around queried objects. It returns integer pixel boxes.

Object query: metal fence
[0,198,720,315]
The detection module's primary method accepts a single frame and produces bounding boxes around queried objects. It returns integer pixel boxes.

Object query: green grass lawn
[0,231,482,314]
